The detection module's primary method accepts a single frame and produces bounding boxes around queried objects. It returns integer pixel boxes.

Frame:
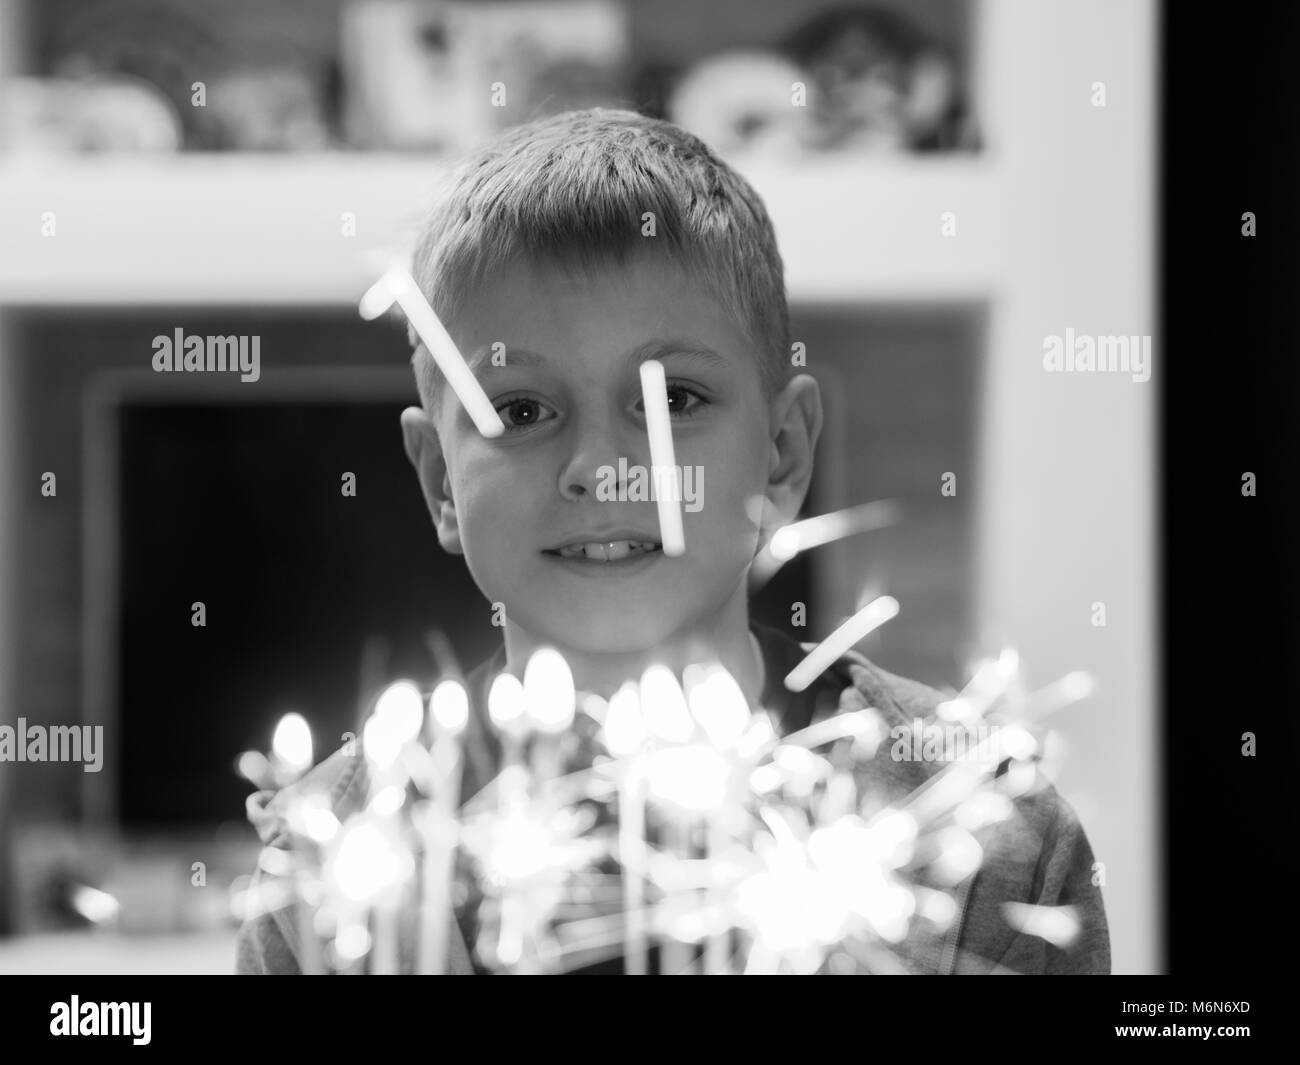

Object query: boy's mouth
[543,534,663,563]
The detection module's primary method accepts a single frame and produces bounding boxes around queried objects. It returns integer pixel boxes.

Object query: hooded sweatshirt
[235,623,1110,975]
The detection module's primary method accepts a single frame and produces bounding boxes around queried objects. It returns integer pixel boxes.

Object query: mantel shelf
[0,153,1001,307]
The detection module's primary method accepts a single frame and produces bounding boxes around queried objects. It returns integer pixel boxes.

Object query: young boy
[236,107,1109,975]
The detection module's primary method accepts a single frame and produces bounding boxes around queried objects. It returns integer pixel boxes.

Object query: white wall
[976,0,1157,973]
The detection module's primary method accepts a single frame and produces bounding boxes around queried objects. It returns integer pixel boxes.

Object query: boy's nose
[557,418,639,501]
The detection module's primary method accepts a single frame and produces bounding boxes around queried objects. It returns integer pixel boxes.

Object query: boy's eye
[494,396,557,431]
[636,383,709,418]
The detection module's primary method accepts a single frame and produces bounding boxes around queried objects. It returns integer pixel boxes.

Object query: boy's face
[411,250,804,654]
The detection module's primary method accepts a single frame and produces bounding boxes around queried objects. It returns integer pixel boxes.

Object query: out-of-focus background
[0,0,1155,973]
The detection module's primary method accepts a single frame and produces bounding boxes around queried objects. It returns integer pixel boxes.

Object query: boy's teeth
[558,540,658,561]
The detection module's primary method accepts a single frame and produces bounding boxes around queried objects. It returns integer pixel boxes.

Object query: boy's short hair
[409,107,792,413]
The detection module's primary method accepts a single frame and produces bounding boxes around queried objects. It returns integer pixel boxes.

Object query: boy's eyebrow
[465,338,731,376]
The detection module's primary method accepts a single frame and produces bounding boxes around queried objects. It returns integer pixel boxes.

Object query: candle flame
[685,664,751,750]
[488,673,528,737]
[69,884,120,925]
[523,648,576,734]
[334,922,372,962]
[430,679,470,737]
[328,821,409,904]
[1002,902,1080,947]
[272,713,313,775]
[363,713,405,773]
[300,796,342,843]
[374,681,425,744]
[236,749,271,786]
[639,664,695,744]
[603,682,645,758]
[644,744,730,811]
[930,826,983,885]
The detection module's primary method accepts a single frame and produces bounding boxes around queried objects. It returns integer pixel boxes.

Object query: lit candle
[639,360,686,557]
[604,682,648,975]
[362,682,423,974]
[359,264,505,438]
[784,596,901,693]
[271,713,319,974]
[488,672,529,810]
[686,664,750,976]
[289,810,324,976]
[640,664,695,975]
[271,712,313,789]
[523,648,576,792]
[486,671,533,972]
[418,679,469,975]
[325,815,412,975]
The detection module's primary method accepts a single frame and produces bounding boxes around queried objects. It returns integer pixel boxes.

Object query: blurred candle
[362,684,423,974]
[641,665,694,974]
[523,648,575,791]
[639,360,685,557]
[418,679,469,975]
[605,682,648,975]
[270,713,320,972]
[358,264,505,438]
[784,596,900,693]
[661,816,696,975]
[704,817,730,976]
[271,712,312,788]
[488,672,529,809]
[686,663,749,974]
[686,663,750,751]
[640,665,694,745]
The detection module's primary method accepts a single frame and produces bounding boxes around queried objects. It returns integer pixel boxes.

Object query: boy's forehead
[452,251,751,370]
[464,250,695,319]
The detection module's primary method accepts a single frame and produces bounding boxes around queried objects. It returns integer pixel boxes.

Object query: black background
[1162,0,1300,972]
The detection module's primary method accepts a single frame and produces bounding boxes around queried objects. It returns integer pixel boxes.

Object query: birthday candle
[604,682,648,975]
[766,500,902,563]
[271,713,320,973]
[362,682,423,974]
[359,264,505,438]
[784,596,901,693]
[326,816,411,975]
[686,664,750,976]
[704,817,731,976]
[289,811,324,977]
[418,679,469,975]
[488,672,530,805]
[523,648,575,791]
[639,360,686,557]
[640,665,696,975]
[484,672,531,971]
[271,712,312,789]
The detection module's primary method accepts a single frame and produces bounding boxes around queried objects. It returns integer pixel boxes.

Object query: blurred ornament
[1,75,182,154]
[666,50,813,159]
[202,65,331,151]
[781,5,978,153]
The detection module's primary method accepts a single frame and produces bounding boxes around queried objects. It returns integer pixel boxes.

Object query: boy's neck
[501,591,765,707]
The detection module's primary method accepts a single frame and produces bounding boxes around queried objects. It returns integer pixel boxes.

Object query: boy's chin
[517,605,691,658]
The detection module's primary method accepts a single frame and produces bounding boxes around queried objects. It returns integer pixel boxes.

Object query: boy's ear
[400,407,463,556]
[765,374,824,528]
